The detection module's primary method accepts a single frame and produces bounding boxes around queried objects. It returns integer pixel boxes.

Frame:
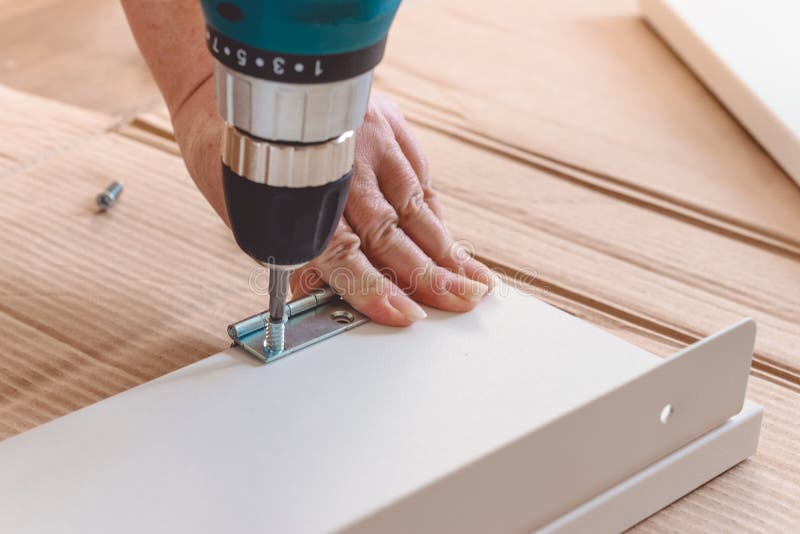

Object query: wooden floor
[0,0,797,531]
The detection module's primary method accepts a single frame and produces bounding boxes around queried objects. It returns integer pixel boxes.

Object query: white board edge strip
[539,400,763,533]
[641,0,800,186]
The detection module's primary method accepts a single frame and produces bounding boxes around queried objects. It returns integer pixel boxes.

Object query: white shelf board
[0,287,760,532]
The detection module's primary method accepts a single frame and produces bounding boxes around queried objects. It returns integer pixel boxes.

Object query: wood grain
[377,0,800,252]
[0,87,263,437]
[0,86,115,176]
[0,0,161,120]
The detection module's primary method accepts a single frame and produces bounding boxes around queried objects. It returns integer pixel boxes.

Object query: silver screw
[96,181,124,211]
[265,316,287,353]
[264,268,291,353]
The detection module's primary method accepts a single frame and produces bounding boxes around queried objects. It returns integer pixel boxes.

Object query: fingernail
[487,273,502,293]
[389,293,428,322]
[453,278,489,302]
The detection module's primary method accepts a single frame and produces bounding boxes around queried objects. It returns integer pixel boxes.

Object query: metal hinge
[227,288,369,364]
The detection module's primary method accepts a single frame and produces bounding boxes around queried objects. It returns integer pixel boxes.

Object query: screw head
[95,181,123,211]
[96,193,113,211]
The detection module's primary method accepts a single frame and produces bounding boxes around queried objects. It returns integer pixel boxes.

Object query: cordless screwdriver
[198,1,401,353]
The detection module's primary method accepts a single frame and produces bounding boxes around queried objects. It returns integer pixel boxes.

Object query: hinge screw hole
[331,310,355,325]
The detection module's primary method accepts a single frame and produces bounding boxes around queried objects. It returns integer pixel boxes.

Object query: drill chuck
[221,125,354,267]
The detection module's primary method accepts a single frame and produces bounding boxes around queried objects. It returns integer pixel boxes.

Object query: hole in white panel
[660,403,674,424]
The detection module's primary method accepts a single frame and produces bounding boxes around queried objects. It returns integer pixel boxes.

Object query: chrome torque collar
[221,124,355,188]
[214,61,373,143]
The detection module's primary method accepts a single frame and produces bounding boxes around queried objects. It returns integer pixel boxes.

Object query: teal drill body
[199,0,400,55]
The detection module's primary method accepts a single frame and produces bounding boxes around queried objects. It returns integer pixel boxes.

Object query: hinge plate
[229,297,369,364]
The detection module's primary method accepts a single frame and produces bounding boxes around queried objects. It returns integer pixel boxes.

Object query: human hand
[173,86,496,325]
[122,1,496,326]
[289,93,497,325]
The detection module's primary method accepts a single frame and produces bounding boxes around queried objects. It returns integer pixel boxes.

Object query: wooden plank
[376,0,800,251]
[0,0,162,120]
[0,85,115,176]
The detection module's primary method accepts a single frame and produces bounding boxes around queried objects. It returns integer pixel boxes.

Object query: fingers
[294,94,497,326]
[289,261,325,297]
[291,220,427,327]
[371,94,445,219]
[370,95,495,289]
[376,144,498,290]
[345,162,489,312]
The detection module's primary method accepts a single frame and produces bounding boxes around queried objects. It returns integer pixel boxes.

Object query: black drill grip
[222,163,352,266]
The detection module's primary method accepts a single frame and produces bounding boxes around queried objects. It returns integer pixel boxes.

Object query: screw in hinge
[265,316,287,353]
[96,181,124,211]
[264,267,291,353]
[227,287,339,342]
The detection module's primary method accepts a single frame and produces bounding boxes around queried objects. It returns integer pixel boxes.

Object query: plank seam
[384,89,800,259]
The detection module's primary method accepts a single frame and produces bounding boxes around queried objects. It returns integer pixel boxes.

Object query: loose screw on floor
[96,181,124,211]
